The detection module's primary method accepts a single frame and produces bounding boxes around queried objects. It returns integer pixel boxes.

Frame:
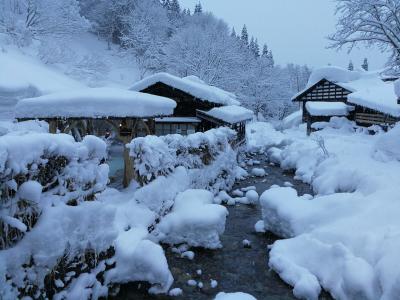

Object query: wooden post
[122,138,134,188]
[307,117,312,136]
[49,119,57,134]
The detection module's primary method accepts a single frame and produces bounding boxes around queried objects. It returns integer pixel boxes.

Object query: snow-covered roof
[155,117,202,123]
[130,73,240,106]
[293,66,400,117]
[15,88,176,119]
[200,105,254,124]
[306,102,354,117]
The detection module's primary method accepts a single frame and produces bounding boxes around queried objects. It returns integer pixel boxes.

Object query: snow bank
[155,189,228,249]
[280,110,302,130]
[255,119,400,299]
[0,48,84,120]
[202,105,254,124]
[246,122,285,151]
[305,101,353,117]
[0,47,83,95]
[130,72,240,106]
[135,167,190,217]
[15,88,176,119]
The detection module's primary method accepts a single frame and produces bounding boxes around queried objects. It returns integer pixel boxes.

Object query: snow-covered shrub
[190,147,239,193]
[128,127,237,191]
[128,135,177,186]
[0,133,108,249]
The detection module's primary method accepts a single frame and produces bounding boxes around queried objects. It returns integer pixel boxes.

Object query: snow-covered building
[130,73,252,138]
[15,87,177,187]
[292,66,400,133]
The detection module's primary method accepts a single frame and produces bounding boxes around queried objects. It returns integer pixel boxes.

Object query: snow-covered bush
[128,127,237,190]
[128,135,176,185]
[0,133,108,249]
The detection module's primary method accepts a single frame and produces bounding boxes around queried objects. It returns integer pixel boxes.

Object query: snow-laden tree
[121,0,169,78]
[329,0,400,69]
[194,2,203,14]
[164,13,244,87]
[241,24,249,46]
[0,0,88,45]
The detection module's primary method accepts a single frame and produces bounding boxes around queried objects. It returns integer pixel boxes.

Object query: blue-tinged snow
[130,73,240,106]
[15,88,177,119]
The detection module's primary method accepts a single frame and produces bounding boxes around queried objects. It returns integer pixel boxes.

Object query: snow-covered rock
[251,168,266,177]
[155,189,228,249]
[245,190,259,204]
[214,292,257,300]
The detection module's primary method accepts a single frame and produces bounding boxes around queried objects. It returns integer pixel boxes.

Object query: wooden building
[15,87,176,187]
[292,69,400,133]
[130,73,253,140]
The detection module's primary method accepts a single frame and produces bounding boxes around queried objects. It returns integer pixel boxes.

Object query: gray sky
[179,0,388,70]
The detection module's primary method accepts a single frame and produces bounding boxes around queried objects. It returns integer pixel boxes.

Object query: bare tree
[329,0,400,68]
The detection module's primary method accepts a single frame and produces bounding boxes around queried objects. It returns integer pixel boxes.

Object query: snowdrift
[249,119,400,299]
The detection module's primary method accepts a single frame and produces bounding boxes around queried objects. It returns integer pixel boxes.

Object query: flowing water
[110,153,331,300]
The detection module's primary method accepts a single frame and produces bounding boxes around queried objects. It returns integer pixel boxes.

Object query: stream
[109,152,331,300]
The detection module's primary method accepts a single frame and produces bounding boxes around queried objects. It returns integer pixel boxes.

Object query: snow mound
[246,122,285,151]
[214,292,257,300]
[156,189,228,249]
[374,124,400,161]
[106,228,173,294]
[15,88,176,119]
[281,110,302,129]
[130,72,240,106]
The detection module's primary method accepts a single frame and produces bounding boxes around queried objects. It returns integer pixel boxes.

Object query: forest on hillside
[0,0,311,120]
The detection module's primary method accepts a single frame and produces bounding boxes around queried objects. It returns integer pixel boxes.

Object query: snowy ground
[248,118,400,300]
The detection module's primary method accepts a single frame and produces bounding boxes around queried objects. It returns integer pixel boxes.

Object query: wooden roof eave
[142,81,224,107]
[196,109,251,126]
[16,113,173,122]
[292,78,352,102]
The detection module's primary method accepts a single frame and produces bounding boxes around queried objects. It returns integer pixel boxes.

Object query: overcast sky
[179,0,388,70]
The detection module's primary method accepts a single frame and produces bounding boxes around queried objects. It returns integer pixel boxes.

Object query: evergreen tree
[348,60,354,71]
[262,44,269,57]
[169,0,181,14]
[254,38,260,57]
[362,58,369,71]
[194,2,203,14]
[161,0,170,8]
[266,51,274,67]
[249,36,256,52]
[231,27,237,38]
[241,24,249,45]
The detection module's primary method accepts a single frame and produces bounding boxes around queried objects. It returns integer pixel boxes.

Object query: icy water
[111,154,332,300]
